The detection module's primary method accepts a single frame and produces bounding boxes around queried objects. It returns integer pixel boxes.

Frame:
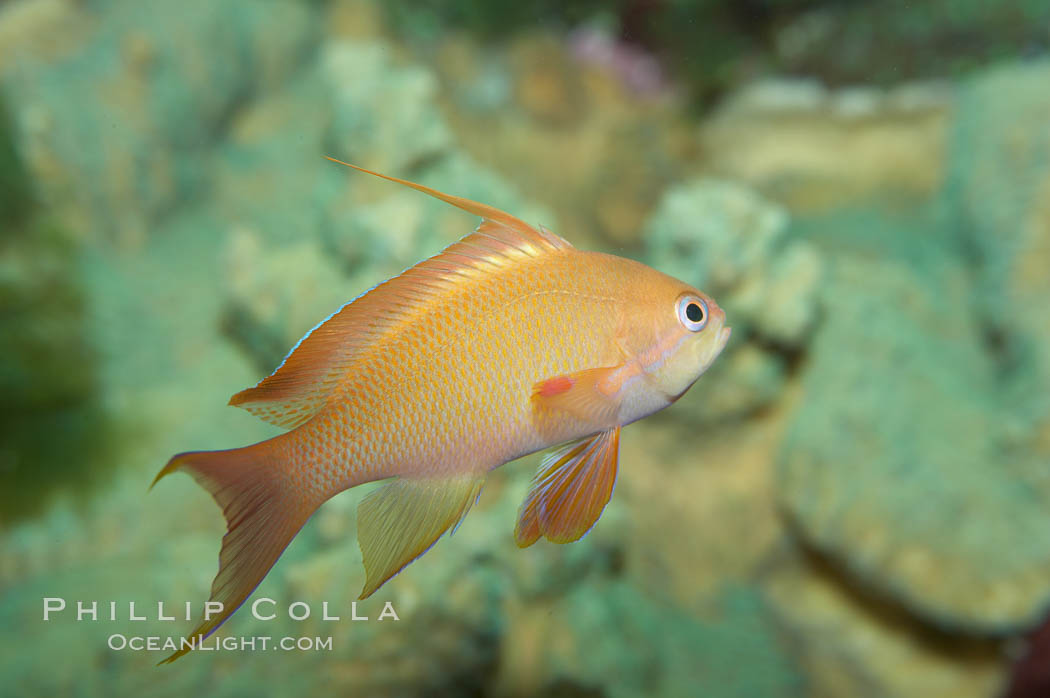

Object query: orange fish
[153,160,731,662]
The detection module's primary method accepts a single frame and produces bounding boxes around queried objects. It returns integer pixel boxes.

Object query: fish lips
[712,325,732,360]
[718,326,732,349]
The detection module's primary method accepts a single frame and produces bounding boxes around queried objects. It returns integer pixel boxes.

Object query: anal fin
[515,428,621,547]
[357,475,484,599]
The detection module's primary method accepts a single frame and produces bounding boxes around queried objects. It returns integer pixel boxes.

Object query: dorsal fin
[230,161,572,428]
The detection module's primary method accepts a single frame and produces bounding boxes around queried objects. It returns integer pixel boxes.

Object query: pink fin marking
[536,375,575,398]
[531,366,623,429]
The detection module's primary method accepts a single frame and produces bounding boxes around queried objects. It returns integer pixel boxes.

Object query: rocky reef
[1,1,1049,697]
[0,90,113,524]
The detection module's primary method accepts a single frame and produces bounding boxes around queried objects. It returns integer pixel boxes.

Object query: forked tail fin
[151,440,319,664]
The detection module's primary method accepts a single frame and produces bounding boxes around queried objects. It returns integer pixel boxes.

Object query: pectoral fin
[531,366,626,428]
[356,475,484,599]
[515,427,621,547]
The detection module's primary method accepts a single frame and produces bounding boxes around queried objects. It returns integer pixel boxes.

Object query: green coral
[0,99,112,524]
[777,199,1050,632]
[0,95,31,225]
[384,0,1050,103]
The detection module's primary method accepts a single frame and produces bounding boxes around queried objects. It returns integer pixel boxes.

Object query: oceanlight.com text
[107,633,334,654]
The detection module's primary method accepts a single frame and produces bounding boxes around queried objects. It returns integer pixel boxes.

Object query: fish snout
[718,326,732,351]
[704,324,731,365]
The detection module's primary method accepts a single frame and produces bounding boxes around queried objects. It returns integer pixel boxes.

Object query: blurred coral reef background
[1,1,1049,696]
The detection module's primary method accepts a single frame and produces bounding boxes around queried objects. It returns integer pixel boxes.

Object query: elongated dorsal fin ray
[324,157,571,252]
[231,161,573,429]
[515,427,621,547]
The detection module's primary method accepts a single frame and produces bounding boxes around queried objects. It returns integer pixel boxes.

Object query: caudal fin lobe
[152,440,318,664]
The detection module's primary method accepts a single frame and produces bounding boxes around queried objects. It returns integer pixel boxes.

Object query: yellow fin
[515,428,621,547]
[531,366,624,429]
[231,161,573,430]
[357,475,484,599]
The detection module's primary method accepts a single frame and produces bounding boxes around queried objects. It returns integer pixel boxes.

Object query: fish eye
[677,295,708,332]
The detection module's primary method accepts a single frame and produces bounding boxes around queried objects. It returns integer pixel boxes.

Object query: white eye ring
[677,295,708,332]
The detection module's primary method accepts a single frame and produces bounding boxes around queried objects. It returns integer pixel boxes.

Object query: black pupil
[685,302,704,323]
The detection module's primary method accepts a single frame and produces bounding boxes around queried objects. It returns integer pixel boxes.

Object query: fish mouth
[717,326,732,353]
[703,325,732,366]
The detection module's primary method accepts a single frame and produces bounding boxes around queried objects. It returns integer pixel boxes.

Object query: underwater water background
[1,0,1049,696]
